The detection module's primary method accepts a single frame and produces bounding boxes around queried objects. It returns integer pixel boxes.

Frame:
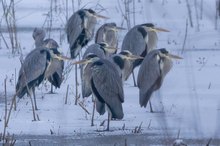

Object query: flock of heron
[15,9,182,131]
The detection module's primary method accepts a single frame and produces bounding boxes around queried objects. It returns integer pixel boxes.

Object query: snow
[0,0,220,145]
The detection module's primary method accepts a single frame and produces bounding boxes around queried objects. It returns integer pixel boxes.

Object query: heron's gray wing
[81,63,92,98]
[137,50,162,108]
[66,12,82,49]
[47,59,64,88]
[83,44,105,59]
[16,48,48,98]
[91,60,124,119]
[95,98,106,115]
[121,26,146,56]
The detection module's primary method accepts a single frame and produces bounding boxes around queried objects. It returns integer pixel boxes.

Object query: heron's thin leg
[106,113,110,131]
[149,100,153,113]
[50,83,54,94]
[91,95,95,126]
[132,71,137,87]
[32,87,38,110]
[75,63,78,105]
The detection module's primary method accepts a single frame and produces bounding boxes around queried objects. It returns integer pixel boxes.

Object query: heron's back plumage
[81,44,106,98]
[47,58,64,88]
[16,48,51,98]
[90,59,124,119]
[66,9,97,58]
[137,50,162,107]
[121,25,147,80]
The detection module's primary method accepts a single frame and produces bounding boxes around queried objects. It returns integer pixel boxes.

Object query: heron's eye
[159,48,169,54]
[86,54,97,59]
[88,9,95,14]
[92,61,103,66]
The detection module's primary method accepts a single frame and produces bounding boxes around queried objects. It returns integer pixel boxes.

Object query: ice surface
[0,0,220,145]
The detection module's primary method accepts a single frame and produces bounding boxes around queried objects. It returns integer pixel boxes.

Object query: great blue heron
[137,48,182,112]
[74,55,124,131]
[81,43,117,98]
[121,23,169,85]
[80,43,117,126]
[111,50,144,81]
[16,47,68,110]
[32,28,64,93]
[66,9,108,59]
[95,22,125,56]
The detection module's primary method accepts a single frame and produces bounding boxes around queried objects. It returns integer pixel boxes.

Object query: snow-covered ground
[0,0,220,145]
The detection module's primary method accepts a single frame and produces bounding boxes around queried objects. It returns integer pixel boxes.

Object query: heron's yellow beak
[54,54,72,61]
[151,27,170,32]
[110,26,126,32]
[104,46,118,54]
[167,53,183,59]
[94,13,109,19]
[73,59,91,65]
[126,54,144,60]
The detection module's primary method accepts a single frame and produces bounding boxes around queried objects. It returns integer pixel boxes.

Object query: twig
[78,102,90,115]
[65,84,69,104]
[14,68,16,110]
[181,19,188,54]
[3,77,7,142]
[137,121,143,133]
[186,0,193,27]
[148,119,152,129]
[206,138,212,146]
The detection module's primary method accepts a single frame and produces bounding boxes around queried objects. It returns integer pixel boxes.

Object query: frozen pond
[0,0,220,145]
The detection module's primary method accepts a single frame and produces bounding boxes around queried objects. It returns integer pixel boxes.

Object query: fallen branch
[78,101,90,115]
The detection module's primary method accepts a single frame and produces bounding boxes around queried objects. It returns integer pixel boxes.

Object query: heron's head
[98,42,118,54]
[83,9,109,19]
[73,53,100,65]
[158,48,183,59]
[141,23,170,33]
[49,48,71,61]
[43,39,59,49]
[104,23,126,32]
[119,50,144,60]
[32,28,46,41]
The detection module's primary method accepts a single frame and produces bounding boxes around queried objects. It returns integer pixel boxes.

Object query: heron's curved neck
[147,31,158,51]
[35,38,44,48]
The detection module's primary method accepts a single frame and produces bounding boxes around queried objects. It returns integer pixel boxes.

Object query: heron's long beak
[151,27,170,32]
[105,46,118,53]
[94,13,109,19]
[73,59,91,65]
[110,26,126,32]
[54,54,72,61]
[127,54,144,60]
[167,53,183,59]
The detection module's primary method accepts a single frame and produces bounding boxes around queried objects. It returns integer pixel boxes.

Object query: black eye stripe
[159,48,169,54]
[140,23,154,27]
[86,54,97,59]
[119,51,129,56]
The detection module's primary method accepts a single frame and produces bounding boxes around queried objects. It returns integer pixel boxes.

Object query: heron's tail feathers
[96,99,106,115]
[108,99,124,120]
[139,89,153,108]
[48,73,63,88]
